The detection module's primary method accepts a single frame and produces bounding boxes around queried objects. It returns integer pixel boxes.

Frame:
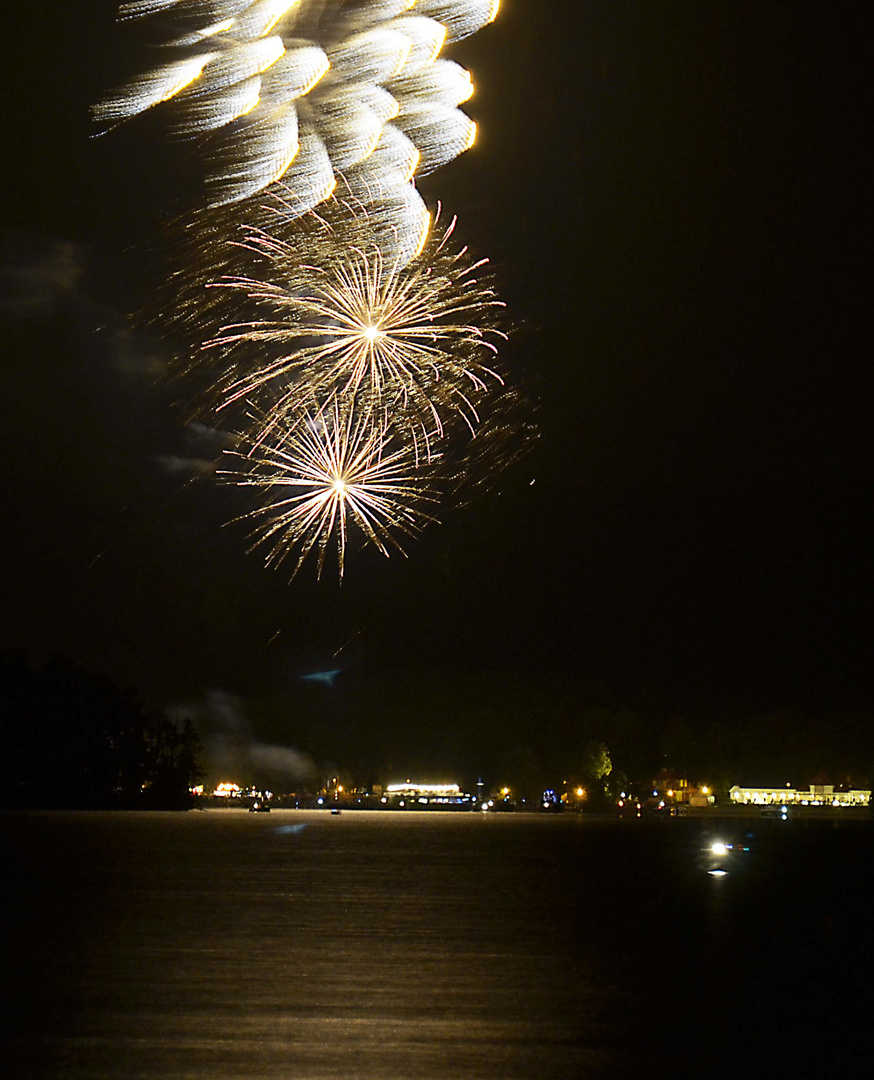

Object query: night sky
[1,2,869,746]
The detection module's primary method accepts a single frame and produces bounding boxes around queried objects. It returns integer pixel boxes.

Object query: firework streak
[94,0,499,248]
[99,1,534,578]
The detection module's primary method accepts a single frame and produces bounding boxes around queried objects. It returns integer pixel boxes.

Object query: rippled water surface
[3,810,872,1077]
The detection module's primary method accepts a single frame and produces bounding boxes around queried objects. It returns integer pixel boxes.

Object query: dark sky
[1,2,869,726]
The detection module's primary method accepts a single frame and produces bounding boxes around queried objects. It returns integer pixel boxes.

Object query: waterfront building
[383,782,476,808]
[729,784,870,807]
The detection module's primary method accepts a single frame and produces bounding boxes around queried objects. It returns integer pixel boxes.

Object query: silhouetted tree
[1,653,202,809]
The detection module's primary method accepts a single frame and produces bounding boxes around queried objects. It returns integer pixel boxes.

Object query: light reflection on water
[3,810,872,1077]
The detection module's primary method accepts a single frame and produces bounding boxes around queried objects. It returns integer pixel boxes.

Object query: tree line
[4,652,870,808]
[228,668,873,803]
[1,652,202,809]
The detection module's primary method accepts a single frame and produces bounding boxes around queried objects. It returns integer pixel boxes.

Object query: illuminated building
[729,784,870,807]
[383,782,476,808]
[212,782,243,797]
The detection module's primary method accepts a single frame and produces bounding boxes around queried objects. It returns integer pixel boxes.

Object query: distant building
[730,784,870,807]
[652,771,715,806]
[383,782,476,808]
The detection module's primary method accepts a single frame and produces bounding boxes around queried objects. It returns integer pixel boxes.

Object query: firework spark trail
[220,394,439,578]
[94,0,499,242]
[203,203,507,444]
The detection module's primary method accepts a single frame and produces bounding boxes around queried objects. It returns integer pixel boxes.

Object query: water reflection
[3,811,872,1076]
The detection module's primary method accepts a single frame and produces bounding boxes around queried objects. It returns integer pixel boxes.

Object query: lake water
[3,810,872,1077]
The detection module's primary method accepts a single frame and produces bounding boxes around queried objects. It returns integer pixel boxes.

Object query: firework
[93,0,499,221]
[199,195,506,446]
[140,188,533,577]
[145,193,534,579]
[220,394,438,579]
[93,4,525,582]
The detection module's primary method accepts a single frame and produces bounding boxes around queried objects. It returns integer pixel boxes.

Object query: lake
[3,809,872,1077]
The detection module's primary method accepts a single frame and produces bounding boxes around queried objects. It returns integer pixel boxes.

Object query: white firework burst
[220,394,439,578]
[202,196,506,445]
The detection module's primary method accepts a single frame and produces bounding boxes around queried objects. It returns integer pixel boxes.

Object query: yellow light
[575,787,584,797]
[332,477,347,495]
[259,1,300,37]
[249,35,287,78]
[238,85,262,119]
[667,789,674,797]
[500,787,510,796]
[356,125,384,167]
[391,40,413,78]
[411,207,430,258]
[267,137,301,186]
[198,19,236,38]
[159,55,216,103]
[300,55,330,97]
[429,25,447,64]
[701,786,709,795]
[402,147,421,184]
[362,324,383,343]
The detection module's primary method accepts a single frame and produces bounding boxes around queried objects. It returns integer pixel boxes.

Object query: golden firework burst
[203,197,507,444]
[220,394,439,579]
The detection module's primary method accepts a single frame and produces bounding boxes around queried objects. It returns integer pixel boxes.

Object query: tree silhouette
[1,652,202,809]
